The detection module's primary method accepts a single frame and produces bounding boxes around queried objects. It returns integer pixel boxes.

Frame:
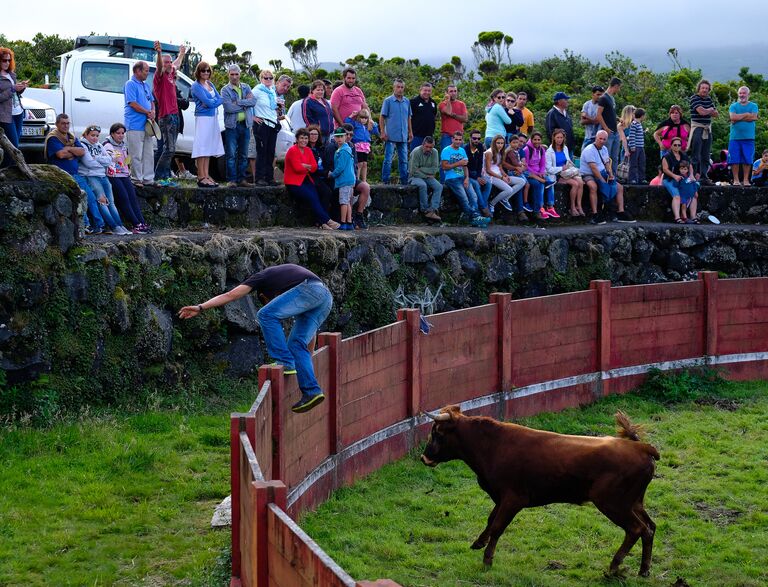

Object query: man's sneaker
[546,207,560,218]
[470,215,491,227]
[538,207,551,219]
[499,199,514,212]
[353,212,368,229]
[589,212,607,225]
[616,211,637,223]
[269,362,297,375]
[423,210,441,222]
[291,393,325,413]
[517,211,528,222]
[343,222,356,231]
[84,226,94,235]
[522,203,534,213]
[226,181,238,188]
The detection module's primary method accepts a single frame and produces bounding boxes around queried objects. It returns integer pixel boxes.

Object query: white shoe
[117,226,132,235]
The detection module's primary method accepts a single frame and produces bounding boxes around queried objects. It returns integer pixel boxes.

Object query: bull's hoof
[604,567,627,579]
[638,568,650,578]
[483,557,494,568]
[470,538,488,550]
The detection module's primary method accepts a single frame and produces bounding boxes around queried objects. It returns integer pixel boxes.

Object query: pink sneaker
[538,207,550,219]
[546,207,560,218]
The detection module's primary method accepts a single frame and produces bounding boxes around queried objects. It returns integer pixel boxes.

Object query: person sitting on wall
[579,129,635,225]
[179,263,333,413]
[661,137,699,224]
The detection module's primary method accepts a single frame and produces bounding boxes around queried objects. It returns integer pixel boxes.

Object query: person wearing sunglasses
[0,47,28,168]
[252,69,280,185]
[123,60,156,185]
[191,61,224,188]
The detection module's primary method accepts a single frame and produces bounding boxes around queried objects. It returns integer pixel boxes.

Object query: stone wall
[2,166,768,418]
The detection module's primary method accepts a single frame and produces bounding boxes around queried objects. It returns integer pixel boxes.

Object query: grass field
[0,387,251,586]
[301,378,768,587]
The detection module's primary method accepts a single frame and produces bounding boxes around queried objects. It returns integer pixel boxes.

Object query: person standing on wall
[124,61,156,186]
[153,40,186,186]
[178,264,333,413]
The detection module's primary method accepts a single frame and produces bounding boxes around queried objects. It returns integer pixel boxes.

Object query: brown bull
[421,405,660,576]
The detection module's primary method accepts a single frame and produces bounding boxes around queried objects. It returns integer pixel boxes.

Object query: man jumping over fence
[178,264,333,413]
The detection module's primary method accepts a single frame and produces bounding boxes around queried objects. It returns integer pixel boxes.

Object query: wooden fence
[229,272,768,586]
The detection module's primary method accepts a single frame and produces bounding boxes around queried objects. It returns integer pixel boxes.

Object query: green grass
[301,380,768,586]
[0,388,252,586]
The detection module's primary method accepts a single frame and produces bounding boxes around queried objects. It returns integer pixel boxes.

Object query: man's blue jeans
[73,174,105,230]
[256,280,333,397]
[468,178,491,210]
[444,178,478,216]
[439,134,453,182]
[224,122,250,182]
[382,140,409,184]
[155,113,178,180]
[606,132,621,175]
[409,176,443,211]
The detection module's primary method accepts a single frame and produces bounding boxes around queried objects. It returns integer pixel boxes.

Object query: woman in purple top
[524,132,558,220]
[302,80,334,143]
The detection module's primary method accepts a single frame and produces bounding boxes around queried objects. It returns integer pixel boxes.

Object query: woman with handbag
[190,61,224,188]
[547,128,585,217]
[253,69,280,186]
[616,105,635,182]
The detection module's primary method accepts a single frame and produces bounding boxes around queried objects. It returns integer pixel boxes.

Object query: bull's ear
[444,405,463,420]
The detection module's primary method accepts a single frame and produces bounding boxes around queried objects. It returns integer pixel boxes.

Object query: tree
[269,59,283,72]
[214,42,254,74]
[471,31,513,67]
[738,67,764,92]
[284,38,319,76]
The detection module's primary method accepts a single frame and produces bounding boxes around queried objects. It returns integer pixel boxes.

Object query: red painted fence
[229,273,768,586]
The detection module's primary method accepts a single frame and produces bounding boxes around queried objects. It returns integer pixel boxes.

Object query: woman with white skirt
[190,61,224,187]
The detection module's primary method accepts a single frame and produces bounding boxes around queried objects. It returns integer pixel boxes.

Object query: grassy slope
[301,382,768,587]
[0,393,251,586]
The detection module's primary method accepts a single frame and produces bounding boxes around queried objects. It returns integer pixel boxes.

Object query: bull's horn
[424,411,451,422]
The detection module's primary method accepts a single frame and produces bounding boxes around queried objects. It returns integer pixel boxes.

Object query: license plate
[22,126,45,136]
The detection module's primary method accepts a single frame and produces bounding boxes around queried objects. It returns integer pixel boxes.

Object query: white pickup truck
[23,42,295,167]
[23,48,199,156]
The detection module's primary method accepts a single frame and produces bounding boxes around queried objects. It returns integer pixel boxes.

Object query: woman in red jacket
[284,128,340,229]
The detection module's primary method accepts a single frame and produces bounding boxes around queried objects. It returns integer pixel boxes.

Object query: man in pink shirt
[331,67,368,127]
[152,40,186,184]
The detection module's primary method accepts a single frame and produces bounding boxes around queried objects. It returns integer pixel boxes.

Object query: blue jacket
[220,82,256,129]
[330,143,355,188]
[191,82,223,117]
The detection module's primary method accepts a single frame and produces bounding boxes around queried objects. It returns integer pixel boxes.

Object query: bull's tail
[615,411,660,460]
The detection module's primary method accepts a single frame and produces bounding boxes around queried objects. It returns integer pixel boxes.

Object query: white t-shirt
[579,143,609,176]
[287,99,306,131]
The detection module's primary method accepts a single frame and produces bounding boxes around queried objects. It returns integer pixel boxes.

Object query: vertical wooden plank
[490,293,512,393]
[397,309,421,417]
[591,280,612,396]
[318,332,342,455]
[269,366,286,483]
[230,414,243,582]
[699,271,719,358]
[254,480,288,587]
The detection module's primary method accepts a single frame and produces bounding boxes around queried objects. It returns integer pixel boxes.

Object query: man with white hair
[221,64,257,187]
[580,130,635,225]
[728,85,759,186]
[153,41,186,185]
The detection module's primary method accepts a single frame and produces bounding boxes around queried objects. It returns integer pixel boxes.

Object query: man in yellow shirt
[516,91,535,136]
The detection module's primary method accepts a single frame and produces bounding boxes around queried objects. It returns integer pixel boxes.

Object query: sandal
[675,218,685,224]
[686,218,700,224]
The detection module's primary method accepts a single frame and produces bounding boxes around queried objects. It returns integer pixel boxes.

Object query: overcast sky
[7,0,768,71]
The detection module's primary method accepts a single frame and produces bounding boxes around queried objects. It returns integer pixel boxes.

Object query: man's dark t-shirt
[410,96,438,137]
[240,264,321,301]
[597,93,617,132]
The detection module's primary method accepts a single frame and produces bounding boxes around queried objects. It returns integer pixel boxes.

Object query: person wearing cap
[581,86,604,151]
[545,91,575,153]
[329,126,356,230]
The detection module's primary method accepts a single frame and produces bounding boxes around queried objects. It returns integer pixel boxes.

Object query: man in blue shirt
[379,79,412,184]
[124,61,156,186]
[728,85,759,186]
[441,131,490,227]
[45,113,105,234]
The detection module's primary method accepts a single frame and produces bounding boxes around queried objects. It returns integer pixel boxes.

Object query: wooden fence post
[268,366,286,483]
[397,308,422,418]
[590,280,612,396]
[490,293,513,395]
[230,414,244,583]
[253,480,287,587]
[699,271,719,359]
[317,332,342,455]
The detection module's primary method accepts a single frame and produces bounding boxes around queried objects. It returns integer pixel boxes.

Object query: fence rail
[229,272,768,586]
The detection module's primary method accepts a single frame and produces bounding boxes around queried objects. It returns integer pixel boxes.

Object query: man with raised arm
[153,41,186,185]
